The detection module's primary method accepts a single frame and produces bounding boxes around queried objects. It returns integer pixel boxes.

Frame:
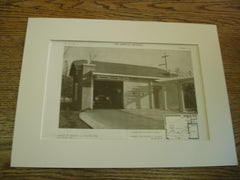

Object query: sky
[63,46,193,75]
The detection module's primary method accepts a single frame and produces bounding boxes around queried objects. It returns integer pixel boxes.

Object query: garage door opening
[93,80,123,109]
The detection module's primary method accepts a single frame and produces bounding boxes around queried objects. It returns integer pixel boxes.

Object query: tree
[63,47,70,59]
[63,47,70,75]
[87,48,99,64]
[62,60,69,76]
[61,75,73,102]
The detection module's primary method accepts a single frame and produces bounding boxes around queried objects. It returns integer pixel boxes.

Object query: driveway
[79,109,170,129]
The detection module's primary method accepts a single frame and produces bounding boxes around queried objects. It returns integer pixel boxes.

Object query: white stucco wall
[123,81,151,109]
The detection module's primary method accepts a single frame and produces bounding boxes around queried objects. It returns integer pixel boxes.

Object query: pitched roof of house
[70,60,175,78]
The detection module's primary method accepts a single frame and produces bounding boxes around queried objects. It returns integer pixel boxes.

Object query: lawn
[59,110,92,129]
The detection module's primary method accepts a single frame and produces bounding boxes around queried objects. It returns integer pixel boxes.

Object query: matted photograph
[11,18,237,168]
[57,42,203,140]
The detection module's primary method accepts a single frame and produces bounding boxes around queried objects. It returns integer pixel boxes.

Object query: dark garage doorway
[93,80,123,109]
[153,87,163,109]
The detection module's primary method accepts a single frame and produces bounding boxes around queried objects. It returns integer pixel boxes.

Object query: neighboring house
[69,60,197,112]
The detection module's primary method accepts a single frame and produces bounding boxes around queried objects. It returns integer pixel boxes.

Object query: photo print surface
[57,41,206,140]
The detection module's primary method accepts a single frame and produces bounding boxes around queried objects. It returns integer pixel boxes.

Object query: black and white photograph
[59,42,199,139]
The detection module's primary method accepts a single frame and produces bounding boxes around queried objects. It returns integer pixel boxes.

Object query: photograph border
[11,18,238,168]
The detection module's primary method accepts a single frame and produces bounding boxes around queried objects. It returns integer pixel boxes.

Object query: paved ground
[79,109,179,129]
[122,109,178,121]
[59,109,195,130]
